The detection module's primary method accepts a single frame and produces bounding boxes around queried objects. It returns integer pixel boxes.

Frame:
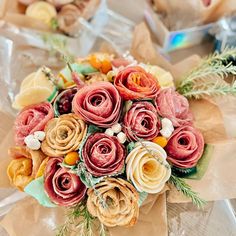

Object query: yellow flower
[143,64,174,88]
[87,178,139,227]
[12,67,57,110]
[7,146,46,191]
[26,1,57,25]
[41,114,87,157]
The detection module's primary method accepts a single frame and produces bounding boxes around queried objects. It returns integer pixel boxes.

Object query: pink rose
[165,125,204,168]
[14,102,54,146]
[44,157,87,206]
[123,101,160,141]
[155,88,193,127]
[72,82,122,128]
[83,133,125,177]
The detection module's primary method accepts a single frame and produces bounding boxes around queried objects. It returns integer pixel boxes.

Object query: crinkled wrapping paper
[151,0,236,30]
[0,0,102,34]
[0,0,134,56]
[0,22,236,236]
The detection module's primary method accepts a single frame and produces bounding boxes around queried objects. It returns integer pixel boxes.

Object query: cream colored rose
[126,141,171,194]
[12,67,57,110]
[142,64,174,88]
[87,178,139,227]
[26,1,57,25]
[41,114,87,157]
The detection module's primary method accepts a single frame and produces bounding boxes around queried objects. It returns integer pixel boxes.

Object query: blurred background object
[145,0,236,51]
[212,15,236,52]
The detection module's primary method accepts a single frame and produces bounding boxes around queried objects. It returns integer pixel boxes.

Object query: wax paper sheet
[0,21,236,236]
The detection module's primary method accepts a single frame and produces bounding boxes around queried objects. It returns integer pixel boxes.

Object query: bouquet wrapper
[131,23,236,202]
[0,193,167,236]
[0,0,53,32]
[0,22,236,235]
[0,0,104,35]
[151,0,236,28]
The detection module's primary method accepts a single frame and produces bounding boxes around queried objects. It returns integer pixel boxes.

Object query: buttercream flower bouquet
[6,49,236,235]
[1,0,101,36]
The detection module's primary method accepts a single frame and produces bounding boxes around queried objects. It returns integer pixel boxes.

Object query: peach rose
[41,113,87,157]
[87,178,139,227]
[7,146,46,191]
[114,66,160,100]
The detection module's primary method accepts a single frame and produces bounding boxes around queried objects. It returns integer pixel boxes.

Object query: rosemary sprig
[99,223,108,236]
[177,47,236,99]
[56,201,109,236]
[169,175,206,209]
[199,47,236,65]
[76,163,107,208]
[55,202,84,236]
[61,54,74,67]
[180,80,236,99]
[123,125,170,169]
[41,66,59,87]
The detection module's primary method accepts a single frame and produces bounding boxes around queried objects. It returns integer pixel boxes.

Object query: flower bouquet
[6,43,236,236]
[1,0,101,36]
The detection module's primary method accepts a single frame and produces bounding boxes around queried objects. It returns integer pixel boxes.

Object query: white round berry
[161,118,173,127]
[117,132,127,144]
[24,134,35,145]
[34,131,46,141]
[25,138,41,150]
[105,128,114,137]
[169,125,174,132]
[111,123,122,133]
[160,128,172,138]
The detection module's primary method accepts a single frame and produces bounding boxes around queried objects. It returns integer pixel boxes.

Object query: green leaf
[60,162,78,170]
[171,145,213,180]
[78,125,103,162]
[124,100,133,113]
[126,141,135,153]
[24,176,56,208]
[169,175,206,209]
[138,191,148,206]
[79,167,104,188]
[47,87,58,102]
[59,63,98,83]
[171,166,197,178]
[186,144,214,180]
[56,203,109,236]
[70,63,98,75]
[87,124,103,134]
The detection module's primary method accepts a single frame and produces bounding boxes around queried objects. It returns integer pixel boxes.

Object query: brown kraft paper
[131,23,236,203]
